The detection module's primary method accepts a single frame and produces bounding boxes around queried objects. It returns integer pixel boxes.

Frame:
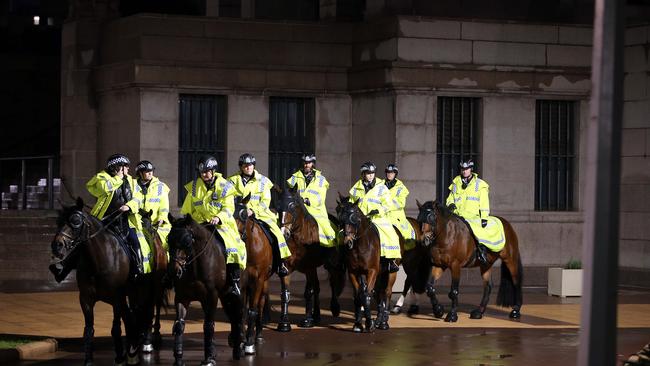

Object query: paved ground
[2,284,650,365]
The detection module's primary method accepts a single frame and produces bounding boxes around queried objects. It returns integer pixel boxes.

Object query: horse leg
[152,297,162,350]
[391,277,411,314]
[298,268,317,328]
[220,291,243,360]
[80,294,95,366]
[328,268,342,317]
[470,268,492,319]
[501,256,523,319]
[445,265,460,323]
[362,271,376,333]
[200,298,217,365]
[379,271,397,329]
[172,301,188,366]
[312,271,322,324]
[256,280,269,344]
[141,287,156,354]
[244,279,262,355]
[349,274,363,333]
[111,301,126,366]
[276,275,292,332]
[426,266,445,318]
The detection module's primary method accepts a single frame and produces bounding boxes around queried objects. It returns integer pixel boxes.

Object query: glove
[367,209,379,217]
[481,219,487,228]
[304,198,311,206]
[447,203,457,211]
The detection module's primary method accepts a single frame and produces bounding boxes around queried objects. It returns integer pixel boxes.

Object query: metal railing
[0,155,58,210]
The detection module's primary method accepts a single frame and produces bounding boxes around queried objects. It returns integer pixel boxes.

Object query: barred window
[436,97,481,202]
[268,97,315,190]
[535,100,576,211]
[178,94,227,205]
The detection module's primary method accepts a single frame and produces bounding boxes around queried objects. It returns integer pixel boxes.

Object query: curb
[0,338,58,364]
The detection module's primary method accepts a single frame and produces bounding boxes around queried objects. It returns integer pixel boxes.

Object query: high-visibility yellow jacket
[180,174,247,269]
[386,179,416,249]
[445,173,490,220]
[349,178,401,259]
[228,170,291,259]
[287,169,337,247]
[133,176,171,250]
[87,171,154,272]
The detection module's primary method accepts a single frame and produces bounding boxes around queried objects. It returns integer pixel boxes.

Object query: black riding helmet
[459,159,474,170]
[238,153,256,166]
[197,155,218,173]
[136,160,155,173]
[106,153,130,172]
[385,164,398,175]
[301,153,316,163]
[360,161,376,174]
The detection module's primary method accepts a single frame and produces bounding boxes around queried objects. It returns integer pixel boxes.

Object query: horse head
[277,184,303,239]
[139,208,155,234]
[336,194,363,249]
[168,214,197,279]
[51,197,89,260]
[416,200,439,246]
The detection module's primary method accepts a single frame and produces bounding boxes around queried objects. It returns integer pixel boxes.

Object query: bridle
[278,194,299,238]
[171,225,216,278]
[418,207,437,246]
[338,206,371,249]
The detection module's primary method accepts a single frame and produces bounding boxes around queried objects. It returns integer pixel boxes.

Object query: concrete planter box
[547,267,583,297]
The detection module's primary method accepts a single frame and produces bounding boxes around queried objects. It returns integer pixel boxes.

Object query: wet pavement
[3,285,650,365]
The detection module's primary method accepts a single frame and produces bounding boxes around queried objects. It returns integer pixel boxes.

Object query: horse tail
[497,254,523,307]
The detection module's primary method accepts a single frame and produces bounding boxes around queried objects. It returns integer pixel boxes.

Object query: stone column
[227,95,269,176]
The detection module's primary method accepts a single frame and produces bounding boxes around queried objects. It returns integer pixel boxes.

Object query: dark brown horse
[274,185,346,331]
[50,198,139,366]
[416,200,523,321]
[167,214,243,364]
[336,194,398,332]
[138,209,170,353]
[232,194,273,355]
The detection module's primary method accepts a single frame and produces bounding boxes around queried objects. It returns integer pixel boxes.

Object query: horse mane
[283,184,318,227]
[433,200,455,219]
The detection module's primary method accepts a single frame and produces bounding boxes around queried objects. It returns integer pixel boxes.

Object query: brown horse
[336,194,398,332]
[167,214,243,364]
[50,198,140,366]
[416,200,523,321]
[275,185,346,331]
[233,194,273,355]
[138,209,170,353]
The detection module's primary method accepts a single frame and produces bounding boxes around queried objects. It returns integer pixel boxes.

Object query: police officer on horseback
[384,164,416,245]
[349,162,401,273]
[134,160,172,255]
[286,153,337,246]
[180,155,247,296]
[86,153,144,280]
[446,159,490,264]
[229,153,292,277]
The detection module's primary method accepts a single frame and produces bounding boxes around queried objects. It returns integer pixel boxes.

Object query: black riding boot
[127,231,144,281]
[388,259,399,273]
[226,263,241,297]
[278,259,289,277]
[476,243,488,265]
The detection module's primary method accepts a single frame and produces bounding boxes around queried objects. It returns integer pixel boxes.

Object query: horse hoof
[390,305,402,314]
[277,322,292,332]
[432,304,445,318]
[365,321,375,333]
[173,359,185,366]
[352,323,363,333]
[232,346,243,361]
[244,344,256,355]
[407,304,420,315]
[330,300,341,317]
[142,343,154,353]
[509,309,521,319]
[200,359,217,366]
[127,354,140,365]
[313,314,322,325]
[152,332,162,350]
[114,361,125,366]
[469,309,484,319]
[376,321,390,330]
[298,318,315,328]
[256,336,264,344]
[444,312,458,323]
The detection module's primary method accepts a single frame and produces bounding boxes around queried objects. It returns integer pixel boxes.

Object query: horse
[232,193,273,355]
[50,197,140,366]
[274,185,346,331]
[336,194,398,332]
[138,209,170,353]
[167,214,244,364]
[416,200,523,322]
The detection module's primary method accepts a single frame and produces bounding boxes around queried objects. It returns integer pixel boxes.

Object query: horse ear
[168,212,176,223]
[338,192,345,202]
[272,184,282,194]
[353,198,360,206]
[416,199,422,209]
[242,193,251,205]
[75,197,84,210]
[289,183,298,194]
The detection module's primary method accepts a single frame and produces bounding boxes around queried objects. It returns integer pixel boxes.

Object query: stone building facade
[60,2,650,284]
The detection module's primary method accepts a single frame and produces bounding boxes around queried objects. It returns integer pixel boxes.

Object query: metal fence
[0,155,59,210]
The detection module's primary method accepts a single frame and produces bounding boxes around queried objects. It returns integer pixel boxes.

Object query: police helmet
[106,154,130,170]
[301,154,316,163]
[360,162,376,174]
[136,160,155,173]
[238,153,256,166]
[197,155,218,173]
[385,164,398,174]
[459,159,474,170]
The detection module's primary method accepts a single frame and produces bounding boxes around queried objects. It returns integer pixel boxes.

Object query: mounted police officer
[349,162,401,273]
[446,159,490,264]
[384,164,416,247]
[228,153,291,276]
[86,153,143,280]
[134,160,172,258]
[180,155,247,296]
[286,153,337,246]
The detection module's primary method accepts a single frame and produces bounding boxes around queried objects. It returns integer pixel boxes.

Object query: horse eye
[70,214,82,229]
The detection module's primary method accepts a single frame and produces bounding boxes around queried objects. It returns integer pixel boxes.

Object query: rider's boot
[226,263,241,297]
[476,243,489,265]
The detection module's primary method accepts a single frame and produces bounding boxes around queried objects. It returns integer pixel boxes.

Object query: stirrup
[278,262,289,277]
[388,260,399,273]
[476,245,488,264]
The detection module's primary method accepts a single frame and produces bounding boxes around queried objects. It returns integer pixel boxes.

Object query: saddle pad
[466,216,506,252]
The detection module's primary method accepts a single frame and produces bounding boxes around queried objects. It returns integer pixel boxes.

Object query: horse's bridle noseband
[55,211,91,256]
[419,208,437,246]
